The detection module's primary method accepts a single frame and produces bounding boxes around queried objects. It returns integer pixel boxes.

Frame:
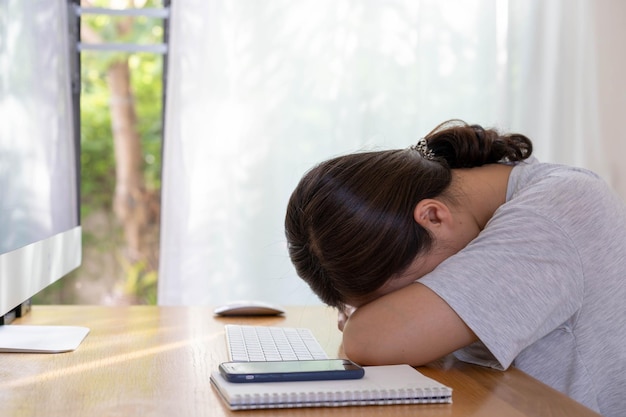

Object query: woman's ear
[413,199,452,231]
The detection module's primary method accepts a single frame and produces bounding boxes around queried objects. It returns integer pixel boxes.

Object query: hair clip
[410,138,435,160]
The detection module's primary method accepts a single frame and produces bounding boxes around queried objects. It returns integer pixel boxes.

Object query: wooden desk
[0,306,600,417]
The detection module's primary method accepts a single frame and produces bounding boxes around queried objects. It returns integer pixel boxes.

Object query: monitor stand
[0,325,90,353]
[0,302,89,353]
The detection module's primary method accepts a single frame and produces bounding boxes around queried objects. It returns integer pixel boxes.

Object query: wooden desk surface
[0,305,600,417]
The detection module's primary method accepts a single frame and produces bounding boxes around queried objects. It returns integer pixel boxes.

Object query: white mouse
[213,300,286,316]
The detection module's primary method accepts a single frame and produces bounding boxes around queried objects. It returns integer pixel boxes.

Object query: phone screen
[219,359,364,383]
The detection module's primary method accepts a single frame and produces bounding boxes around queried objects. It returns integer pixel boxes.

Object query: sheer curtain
[158,0,625,306]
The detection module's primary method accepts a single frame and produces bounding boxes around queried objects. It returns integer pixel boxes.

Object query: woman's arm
[342,282,477,366]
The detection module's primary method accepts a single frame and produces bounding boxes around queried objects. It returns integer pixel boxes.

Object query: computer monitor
[0,0,89,352]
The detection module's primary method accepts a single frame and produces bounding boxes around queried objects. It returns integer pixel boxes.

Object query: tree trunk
[107,60,148,263]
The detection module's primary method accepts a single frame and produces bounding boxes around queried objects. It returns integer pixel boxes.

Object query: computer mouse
[213,300,286,316]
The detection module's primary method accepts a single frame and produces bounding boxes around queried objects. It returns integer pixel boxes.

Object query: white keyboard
[225,324,329,362]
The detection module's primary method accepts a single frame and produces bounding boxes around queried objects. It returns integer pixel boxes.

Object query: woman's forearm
[342,283,477,366]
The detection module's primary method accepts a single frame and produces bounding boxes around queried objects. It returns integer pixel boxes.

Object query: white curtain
[158,0,626,306]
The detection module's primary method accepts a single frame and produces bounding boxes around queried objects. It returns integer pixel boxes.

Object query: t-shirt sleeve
[418,206,584,370]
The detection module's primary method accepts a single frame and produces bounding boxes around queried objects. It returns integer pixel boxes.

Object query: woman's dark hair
[285,120,532,308]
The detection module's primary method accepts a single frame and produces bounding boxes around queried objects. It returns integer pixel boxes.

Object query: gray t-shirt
[419,158,626,417]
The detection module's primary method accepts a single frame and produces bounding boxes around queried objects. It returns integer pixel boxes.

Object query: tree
[36,0,163,304]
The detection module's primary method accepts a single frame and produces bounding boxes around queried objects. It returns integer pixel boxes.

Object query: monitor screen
[0,0,81,319]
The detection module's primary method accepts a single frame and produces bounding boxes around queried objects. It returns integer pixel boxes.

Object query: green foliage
[80,2,165,215]
[121,258,159,305]
[80,65,116,218]
[80,54,164,189]
[80,52,163,215]
[130,53,163,190]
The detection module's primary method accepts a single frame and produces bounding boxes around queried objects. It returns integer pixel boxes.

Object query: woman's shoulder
[502,158,626,241]
[507,158,605,202]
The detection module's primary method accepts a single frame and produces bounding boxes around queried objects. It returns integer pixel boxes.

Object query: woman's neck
[449,164,513,230]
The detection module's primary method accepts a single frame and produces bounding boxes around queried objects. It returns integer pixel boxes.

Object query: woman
[285,120,626,417]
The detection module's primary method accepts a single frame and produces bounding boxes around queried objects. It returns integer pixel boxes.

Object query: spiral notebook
[210,364,452,410]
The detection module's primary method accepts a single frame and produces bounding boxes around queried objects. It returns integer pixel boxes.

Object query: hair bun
[424,120,532,168]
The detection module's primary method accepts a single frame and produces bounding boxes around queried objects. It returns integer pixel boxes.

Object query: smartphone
[218,359,364,383]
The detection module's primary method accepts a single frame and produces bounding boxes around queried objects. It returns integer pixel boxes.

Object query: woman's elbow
[342,327,385,365]
[342,314,407,366]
